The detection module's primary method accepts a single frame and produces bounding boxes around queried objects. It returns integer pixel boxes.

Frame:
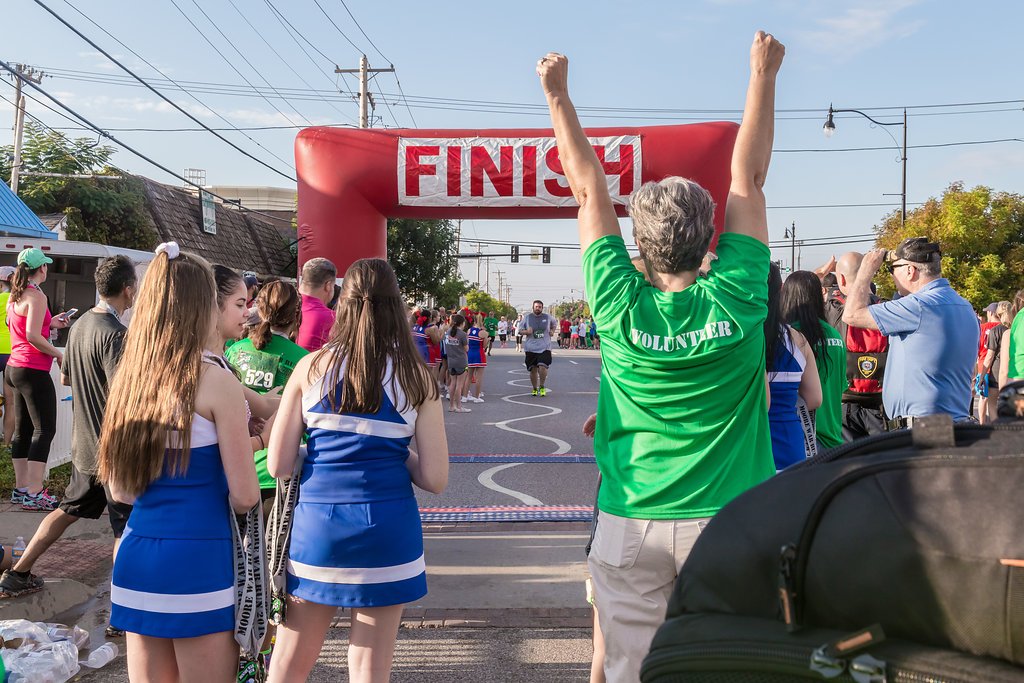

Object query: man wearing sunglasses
[841,237,979,429]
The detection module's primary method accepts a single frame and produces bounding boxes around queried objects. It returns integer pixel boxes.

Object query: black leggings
[5,365,57,464]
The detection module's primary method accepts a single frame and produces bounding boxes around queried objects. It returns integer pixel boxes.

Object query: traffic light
[511,245,519,263]
[542,246,551,264]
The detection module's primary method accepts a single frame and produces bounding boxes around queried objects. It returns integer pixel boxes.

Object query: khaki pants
[587,511,708,683]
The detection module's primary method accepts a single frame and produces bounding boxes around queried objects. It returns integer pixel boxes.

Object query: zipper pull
[809,625,886,681]
[850,654,887,683]
[778,544,798,631]
[821,624,886,660]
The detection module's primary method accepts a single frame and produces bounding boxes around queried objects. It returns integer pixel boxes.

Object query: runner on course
[515,314,525,352]
[560,317,571,348]
[519,300,556,396]
[484,311,499,354]
[497,316,509,348]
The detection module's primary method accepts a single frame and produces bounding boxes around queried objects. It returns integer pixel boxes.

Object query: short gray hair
[302,257,337,288]
[918,258,941,278]
[628,177,716,274]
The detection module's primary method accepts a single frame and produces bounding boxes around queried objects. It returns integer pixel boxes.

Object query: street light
[824,104,908,227]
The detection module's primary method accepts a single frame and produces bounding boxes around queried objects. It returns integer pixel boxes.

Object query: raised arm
[538,53,620,254]
[842,249,885,331]
[724,31,785,245]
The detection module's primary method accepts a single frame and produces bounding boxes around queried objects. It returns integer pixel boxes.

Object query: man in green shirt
[538,31,784,682]
[1000,298,1024,388]
[483,311,499,353]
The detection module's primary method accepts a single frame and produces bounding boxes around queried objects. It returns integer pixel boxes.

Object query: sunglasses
[886,261,912,274]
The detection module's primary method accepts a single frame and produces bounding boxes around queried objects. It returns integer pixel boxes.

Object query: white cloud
[799,0,924,56]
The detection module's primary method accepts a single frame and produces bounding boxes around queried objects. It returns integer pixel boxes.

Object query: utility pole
[496,270,504,303]
[9,64,45,194]
[336,56,394,129]
[784,221,796,273]
[474,242,482,285]
[485,257,491,294]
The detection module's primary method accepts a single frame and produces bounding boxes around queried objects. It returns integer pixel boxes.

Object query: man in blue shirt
[842,237,978,426]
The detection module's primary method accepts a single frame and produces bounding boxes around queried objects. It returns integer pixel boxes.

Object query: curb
[331,607,592,630]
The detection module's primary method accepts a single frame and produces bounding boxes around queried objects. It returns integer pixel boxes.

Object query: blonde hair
[98,250,217,496]
[996,300,1013,326]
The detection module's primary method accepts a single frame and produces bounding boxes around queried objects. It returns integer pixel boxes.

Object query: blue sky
[3,0,1022,309]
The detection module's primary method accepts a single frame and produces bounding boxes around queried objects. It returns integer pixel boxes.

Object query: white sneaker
[470,396,484,403]
[461,396,469,403]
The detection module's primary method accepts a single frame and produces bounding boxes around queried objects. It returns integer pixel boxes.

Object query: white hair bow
[155,241,180,260]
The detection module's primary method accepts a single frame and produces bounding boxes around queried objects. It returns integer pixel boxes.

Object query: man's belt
[887,415,917,431]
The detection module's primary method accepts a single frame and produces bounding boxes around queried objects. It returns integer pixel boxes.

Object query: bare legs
[11,508,78,572]
[126,630,238,683]
[269,600,404,683]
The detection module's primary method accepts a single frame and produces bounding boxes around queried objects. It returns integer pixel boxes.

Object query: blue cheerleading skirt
[110,532,234,638]
[286,496,426,608]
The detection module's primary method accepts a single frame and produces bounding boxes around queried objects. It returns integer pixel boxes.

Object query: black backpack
[641,418,1024,682]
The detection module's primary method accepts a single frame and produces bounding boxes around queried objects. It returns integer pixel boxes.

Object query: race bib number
[533,330,545,339]
[232,349,280,392]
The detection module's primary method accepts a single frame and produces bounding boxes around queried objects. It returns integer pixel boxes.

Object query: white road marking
[569,360,579,365]
[477,463,545,506]
[495,371,572,455]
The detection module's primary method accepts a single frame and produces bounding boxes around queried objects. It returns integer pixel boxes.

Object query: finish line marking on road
[450,454,596,463]
[419,505,593,523]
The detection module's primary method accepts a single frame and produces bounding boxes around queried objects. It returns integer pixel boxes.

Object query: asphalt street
[418,346,602,511]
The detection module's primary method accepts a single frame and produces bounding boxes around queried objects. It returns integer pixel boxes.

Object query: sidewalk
[0,508,598,681]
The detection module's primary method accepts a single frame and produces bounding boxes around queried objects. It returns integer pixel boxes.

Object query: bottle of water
[84,643,118,669]
[11,537,25,566]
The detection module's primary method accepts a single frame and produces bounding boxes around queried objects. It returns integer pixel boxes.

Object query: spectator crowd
[1,29,1022,683]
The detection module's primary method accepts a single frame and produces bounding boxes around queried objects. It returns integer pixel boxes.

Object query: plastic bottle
[11,537,25,565]
[84,642,118,669]
[5,640,79,683]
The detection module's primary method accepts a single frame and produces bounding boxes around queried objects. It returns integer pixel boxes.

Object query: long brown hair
[250,280,302,350]
[311,258,436,413]
[98,251,216,495]
[9,263,42,303]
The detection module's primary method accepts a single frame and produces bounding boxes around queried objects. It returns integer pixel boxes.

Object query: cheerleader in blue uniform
[466,313,488,403]
[267,259,449,683]
[98,242,259,682]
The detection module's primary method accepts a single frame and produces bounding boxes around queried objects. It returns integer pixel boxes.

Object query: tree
[554,299,590,320]
[0,123,156,250]
[872,183,1024,308]
[387,217,463,303]
[465,288,515,318]
[433,276,473,310]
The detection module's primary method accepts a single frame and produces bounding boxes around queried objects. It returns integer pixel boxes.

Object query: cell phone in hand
[58,308,79,322]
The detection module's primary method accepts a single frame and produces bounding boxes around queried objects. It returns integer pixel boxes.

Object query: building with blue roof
[0,182,57,239]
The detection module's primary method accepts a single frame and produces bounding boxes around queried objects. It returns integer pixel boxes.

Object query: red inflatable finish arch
[295,123,738,275]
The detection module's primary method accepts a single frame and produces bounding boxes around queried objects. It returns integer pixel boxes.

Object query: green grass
[0,444,73,500]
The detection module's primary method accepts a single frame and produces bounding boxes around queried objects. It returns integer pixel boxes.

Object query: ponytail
[9,263,36,303]
[449,313,465,337]
[249,280,301,351]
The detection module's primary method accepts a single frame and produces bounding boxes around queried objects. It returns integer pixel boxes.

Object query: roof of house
[139,177,294,276]
[37,213,67,230]
[0,183,56,239]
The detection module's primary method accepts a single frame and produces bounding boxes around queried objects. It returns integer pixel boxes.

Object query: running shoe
[531,389,539,397]
[461,396,469,403]
[455,407,472,413]
[10,488,29,505]
[21,489,58,512]
[0,569,44,597]
[469,396,484,403]
[539,387,547,397]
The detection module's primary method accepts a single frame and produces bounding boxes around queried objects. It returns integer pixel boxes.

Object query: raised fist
[536,52,569,97]
[750,31,785,76]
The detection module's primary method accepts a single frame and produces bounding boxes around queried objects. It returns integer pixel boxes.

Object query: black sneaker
[0,569,44,597]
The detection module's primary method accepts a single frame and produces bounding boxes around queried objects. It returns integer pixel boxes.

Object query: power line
[31,64,1022,121]
[0,60,293,225]
[310,0,363,54]
[257,0,361,108]
[32,0,295,181]
[165,0,308,132]
[55,0,298,174]
[333,0,418,126]
[219,0,355,124]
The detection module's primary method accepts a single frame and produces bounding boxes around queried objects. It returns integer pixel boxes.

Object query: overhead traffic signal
[511,245,519,263]
[542,246,551,264]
